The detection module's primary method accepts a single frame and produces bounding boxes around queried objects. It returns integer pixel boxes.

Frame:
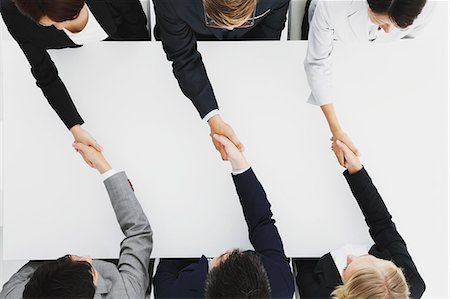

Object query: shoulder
[1,0,19,20]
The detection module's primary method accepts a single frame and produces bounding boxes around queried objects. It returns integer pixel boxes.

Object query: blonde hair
[203,0,257,27]
[332,261,410,299]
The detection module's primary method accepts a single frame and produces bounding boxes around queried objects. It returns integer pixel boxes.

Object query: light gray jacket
[0,171,153,299]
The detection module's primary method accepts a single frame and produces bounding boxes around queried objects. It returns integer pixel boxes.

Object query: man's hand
[73,142,111,174]
[212,134,249,171]
[70,125,103,152]
[332,140,362,174]
[330,130,360,167]
[208,115,244,160]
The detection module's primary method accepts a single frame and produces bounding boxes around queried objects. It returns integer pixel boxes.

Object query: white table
[1,40,448,297]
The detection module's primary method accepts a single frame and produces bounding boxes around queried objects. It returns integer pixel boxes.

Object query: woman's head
[332,255,410,299]
[367,0,427,29]
[14,0,85,25]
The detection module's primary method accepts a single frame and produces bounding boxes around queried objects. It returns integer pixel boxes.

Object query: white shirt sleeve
[232,166,251,176]
[304,1,335,106]
[203,109,220,122]
[102,169,118,181]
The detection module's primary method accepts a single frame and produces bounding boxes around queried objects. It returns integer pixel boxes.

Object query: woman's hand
[70,125,103,152]
[332,140,362,174]
[212,134,249,172]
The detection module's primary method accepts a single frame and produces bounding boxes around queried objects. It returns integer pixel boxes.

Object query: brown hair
[13,0,85,23]
[203,0,257,27]
[332,261,410,299]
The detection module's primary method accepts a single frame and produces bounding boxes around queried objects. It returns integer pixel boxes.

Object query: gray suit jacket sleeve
[104,171,153,299]
[0,262,41,299]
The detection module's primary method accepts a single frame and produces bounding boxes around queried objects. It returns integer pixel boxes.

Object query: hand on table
[70,125,103,152]
[212,134,249,172]
[73,142,111,174]
[332,140,363,174]
[330,130,360,167]
[208,115,244,160]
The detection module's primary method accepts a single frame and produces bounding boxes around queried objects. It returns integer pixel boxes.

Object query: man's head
[332,254,410,299]
[13,0,85,28]
[204,249,271,298]
[367,0,426,32]
[23,255,97,298]
[203,0,257,29]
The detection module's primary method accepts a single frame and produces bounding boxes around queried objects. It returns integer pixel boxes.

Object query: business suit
[295,168,426,299]
[153,0,290,119]
[153,168,295,298]
[304,0,434,106]
[0,0,149,130]
[0,172,153,299]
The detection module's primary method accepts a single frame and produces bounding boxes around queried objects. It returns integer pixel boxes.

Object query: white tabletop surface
[1,39,448,297]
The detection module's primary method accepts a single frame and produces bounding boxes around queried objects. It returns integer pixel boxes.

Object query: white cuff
[203,109,220,122]
[102,169,117,181]
[232,166,251,175]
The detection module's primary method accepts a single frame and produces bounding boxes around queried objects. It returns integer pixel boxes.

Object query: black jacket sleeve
[153,0,219,119]
[344,167,426,298]
[1,0,84,129]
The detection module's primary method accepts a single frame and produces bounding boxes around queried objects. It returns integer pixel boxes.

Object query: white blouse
[63,6,108,45]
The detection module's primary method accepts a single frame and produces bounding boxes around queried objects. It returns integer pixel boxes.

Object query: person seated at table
[0,143,153,299]
[302,0,434,169]
[153,0,290,161]
[294,140,425,299]
[153,134,295,298]
[0,0,149,152]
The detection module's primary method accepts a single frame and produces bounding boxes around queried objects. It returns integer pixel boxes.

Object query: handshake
[71,115,361,173]
[72,132,250,174]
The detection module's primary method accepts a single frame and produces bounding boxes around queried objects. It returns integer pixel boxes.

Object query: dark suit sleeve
[247,0,289,39]
[108,0,149,40]
[344,168,426,298]
[0,0,84,130]
[153,0,219,119]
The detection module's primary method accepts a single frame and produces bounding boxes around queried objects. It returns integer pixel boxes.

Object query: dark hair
[367,0,426,28]
[13,0,85,23]
[23,255,96,298]
[204,250,271,298]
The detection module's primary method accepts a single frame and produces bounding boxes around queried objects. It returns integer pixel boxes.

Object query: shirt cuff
[203,109,220,122]
[232,166,251,176]
[102,169,117,181]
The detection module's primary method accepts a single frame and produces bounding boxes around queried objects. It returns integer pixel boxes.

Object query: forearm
[344,168,404,247]
[321,103,341,134]
[104,172,153,294]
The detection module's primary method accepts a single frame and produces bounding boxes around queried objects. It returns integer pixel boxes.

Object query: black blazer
[0,0,149,130]
[153,0,290,119]
[295,168,426,299]
[153,168,295,298]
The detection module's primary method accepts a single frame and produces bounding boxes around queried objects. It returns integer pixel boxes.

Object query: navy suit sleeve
[344,167,426,298]
[0,0,84,129]
[153,0,219,118]
[232,168,294,296]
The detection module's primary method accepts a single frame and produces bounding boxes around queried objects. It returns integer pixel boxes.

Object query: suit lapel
[86,0,117,37]
[347,1,370,41]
